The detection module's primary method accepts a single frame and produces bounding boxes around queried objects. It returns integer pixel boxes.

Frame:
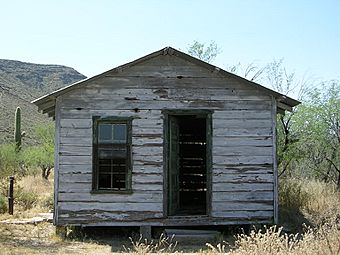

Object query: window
[93,117,132,192]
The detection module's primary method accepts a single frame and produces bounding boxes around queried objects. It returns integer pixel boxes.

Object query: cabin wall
[211,110,274,221]
[56,55,275,226]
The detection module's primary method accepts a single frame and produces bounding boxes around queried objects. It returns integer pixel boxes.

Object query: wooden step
[164,229,220,243]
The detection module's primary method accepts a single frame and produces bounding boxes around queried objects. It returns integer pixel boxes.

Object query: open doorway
[166,113,211,216]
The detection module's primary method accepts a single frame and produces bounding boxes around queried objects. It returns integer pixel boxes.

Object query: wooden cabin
[32,47,300,231]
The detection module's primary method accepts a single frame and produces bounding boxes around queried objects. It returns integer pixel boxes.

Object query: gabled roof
[32,46,300,118]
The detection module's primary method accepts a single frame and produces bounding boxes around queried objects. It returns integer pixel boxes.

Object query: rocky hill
[0,59,86,144]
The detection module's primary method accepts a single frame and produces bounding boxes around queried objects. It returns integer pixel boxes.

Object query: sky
[1,0,339,91]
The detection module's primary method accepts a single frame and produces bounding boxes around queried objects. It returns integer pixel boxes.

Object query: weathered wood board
[54,53,276,226]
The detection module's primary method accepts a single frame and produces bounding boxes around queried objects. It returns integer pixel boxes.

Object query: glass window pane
[95,119,131,191]
[98,174,111,189]
[98,147,126,159]
[98,158,111,166]
[98,148,113,159]
[99,124,112,143]
[98,164,111,174]
[113,174,125,189]
[112,158,127,171]
[112,147,127,159]
[113,124,126,143]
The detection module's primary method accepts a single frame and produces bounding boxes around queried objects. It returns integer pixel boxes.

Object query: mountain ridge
[0,59,86,144]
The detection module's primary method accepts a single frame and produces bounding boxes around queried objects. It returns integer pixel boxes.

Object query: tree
[262,59,309,177]
[23,124,54,180]
[187,44,338,185]
[187,41,221,63]
[0,143,21,178]
[293,81,339,185]
[256,60,338,184]
[226,62,265,82]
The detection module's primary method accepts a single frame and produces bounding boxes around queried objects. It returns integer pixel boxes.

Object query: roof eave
[171,48,301,108]
[31,46,301,118]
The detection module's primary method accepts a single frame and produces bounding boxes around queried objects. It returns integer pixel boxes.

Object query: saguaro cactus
[14,107,25,152]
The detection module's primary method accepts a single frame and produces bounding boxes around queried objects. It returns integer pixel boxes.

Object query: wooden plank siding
[55,54,275,226]
[53,97,61,225]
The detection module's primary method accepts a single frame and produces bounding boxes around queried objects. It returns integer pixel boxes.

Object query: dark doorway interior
[168,115,207,216]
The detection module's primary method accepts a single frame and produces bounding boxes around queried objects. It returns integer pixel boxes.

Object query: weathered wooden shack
[32,47,300,230]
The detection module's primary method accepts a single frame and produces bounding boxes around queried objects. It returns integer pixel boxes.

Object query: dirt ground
[0,222,115,255]
[0,221,225,254]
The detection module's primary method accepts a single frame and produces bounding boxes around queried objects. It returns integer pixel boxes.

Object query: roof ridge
[163,47,175,55]
[32,46,301,118]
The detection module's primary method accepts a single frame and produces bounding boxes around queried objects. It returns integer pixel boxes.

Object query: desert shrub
[302,179,340,224]
[219,223,340,255]
[279,178,340,227]
[124,233,177,254]
[227,226,294,254]
[0,194,7,213]
[41,192,54,211]
[15,186,39,210]
[206,241,229,253]
[279,178,310,211]
[0,178,8,197]
[0,144,22,178]
[12,175,53,212]
[21,124,54,179]
[17,175,52,194]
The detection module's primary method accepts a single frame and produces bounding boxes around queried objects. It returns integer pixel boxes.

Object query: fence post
[8,176,14,215]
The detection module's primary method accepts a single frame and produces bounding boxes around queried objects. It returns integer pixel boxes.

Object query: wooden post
[8,176,14,215]
[140,225,152,240]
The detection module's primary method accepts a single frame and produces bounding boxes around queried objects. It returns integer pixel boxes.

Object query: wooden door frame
[162,109,213,217]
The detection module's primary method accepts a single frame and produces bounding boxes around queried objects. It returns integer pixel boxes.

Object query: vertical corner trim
[272,97,279,224]
[54,97,61,225]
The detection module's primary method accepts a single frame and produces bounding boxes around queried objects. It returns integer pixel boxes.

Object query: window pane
[98,148,113,159]
[98,164,111,174]
[98,147,126,160]
[94,118,131,191]
[112,147,127,159]
[112,158,127,172]
[113,124,126,143]
[98,158,111,166]
[113,174,125,189]
[99,124,112,143]
[98,174,111,189]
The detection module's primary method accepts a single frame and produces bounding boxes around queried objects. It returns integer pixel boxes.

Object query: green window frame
[92,116,132,193]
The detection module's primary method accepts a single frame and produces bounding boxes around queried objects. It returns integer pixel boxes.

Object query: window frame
[92,116,133,194]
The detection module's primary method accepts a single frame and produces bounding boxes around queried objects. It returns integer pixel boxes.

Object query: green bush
[0,144,21,178]
[0,178,8,197]
[0,194,7,213]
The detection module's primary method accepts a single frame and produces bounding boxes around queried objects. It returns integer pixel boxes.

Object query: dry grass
[205,178,340,254]
[0,222,113,255]
[210,223,340,255]
[123,233,178,254]
[0,176,339,254]
[17,175,53,197]
[0,221,339,255]
[0,175,54,220]
[303,179,340,224]
[279,178,340,229]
